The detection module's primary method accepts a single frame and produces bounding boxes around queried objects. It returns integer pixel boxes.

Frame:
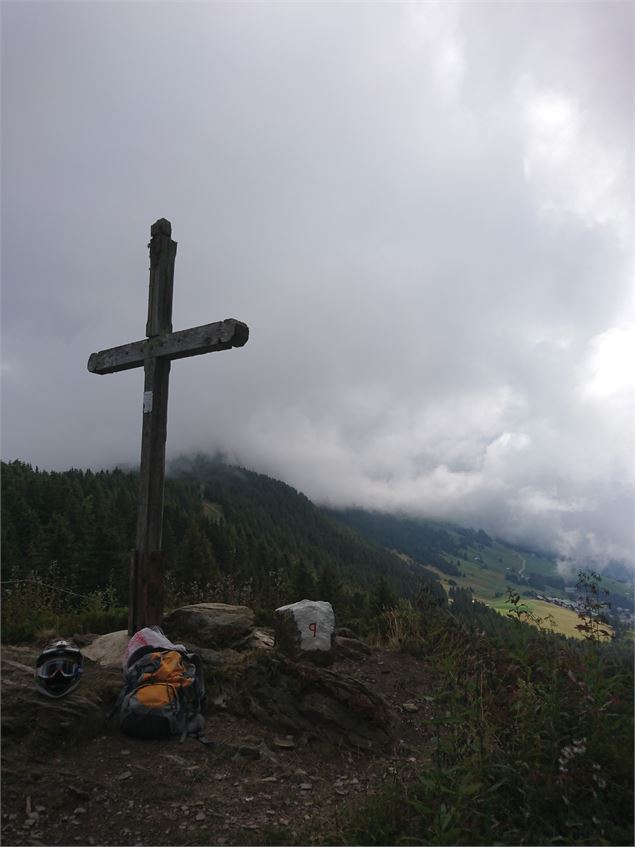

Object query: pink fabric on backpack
[123,627,186,670]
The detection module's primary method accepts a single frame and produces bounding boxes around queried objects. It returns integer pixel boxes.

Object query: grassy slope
[427,541,589,638]
[333,503,635,643]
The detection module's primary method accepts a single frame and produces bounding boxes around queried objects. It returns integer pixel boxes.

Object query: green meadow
[426,542,593,639]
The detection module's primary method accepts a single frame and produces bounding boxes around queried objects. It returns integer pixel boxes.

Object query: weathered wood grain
[132,221,174,633]
[87,319,249,374]
[146,223,176,338]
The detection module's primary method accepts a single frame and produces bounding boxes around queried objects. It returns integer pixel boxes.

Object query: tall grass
[326,577,633,846]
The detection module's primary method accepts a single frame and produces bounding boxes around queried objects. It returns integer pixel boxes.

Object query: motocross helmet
[35,640,83,698]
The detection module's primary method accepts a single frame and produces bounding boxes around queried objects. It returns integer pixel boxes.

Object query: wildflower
[557,738,587,773]
[572,738,587,754]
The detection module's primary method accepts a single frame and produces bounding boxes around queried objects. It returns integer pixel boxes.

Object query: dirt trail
[2,643,435,846]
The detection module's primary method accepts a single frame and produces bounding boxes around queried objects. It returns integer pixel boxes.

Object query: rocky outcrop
[162,602,255,649]
[225,654,391,750]
[1,645,120,755]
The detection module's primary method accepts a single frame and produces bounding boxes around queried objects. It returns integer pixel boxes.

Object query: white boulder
[273,599,335,665]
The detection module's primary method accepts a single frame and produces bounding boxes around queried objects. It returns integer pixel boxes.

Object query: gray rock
[162,603,255,649]
[335,635,372,658]
[250,628,275,649]
[82,630,129,668]
[187,646,225,668]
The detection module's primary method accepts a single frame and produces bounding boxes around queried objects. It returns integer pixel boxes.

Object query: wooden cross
[87,218,249,634]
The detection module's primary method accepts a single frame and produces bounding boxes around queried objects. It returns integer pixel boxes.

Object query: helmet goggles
[36,658,81,679]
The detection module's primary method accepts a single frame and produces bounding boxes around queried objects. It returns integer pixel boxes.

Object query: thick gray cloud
[2,2,633,569]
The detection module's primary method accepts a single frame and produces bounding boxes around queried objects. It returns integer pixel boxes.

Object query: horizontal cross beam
[87,318,249,375]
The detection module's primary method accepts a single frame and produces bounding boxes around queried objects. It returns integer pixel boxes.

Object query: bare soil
[2,641,436,846]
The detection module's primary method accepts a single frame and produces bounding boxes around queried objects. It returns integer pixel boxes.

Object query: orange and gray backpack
[114,645,207,742]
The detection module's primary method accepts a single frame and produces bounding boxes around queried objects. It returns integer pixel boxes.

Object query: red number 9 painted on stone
[308,622,317,638]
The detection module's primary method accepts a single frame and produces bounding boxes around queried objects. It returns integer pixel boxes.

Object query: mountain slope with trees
[3,455,632,642]
[1,456,445,639]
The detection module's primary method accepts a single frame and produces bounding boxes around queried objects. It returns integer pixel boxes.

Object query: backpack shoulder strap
[178,651,208,744]
[126,643,167,669]
[184,652,206,705]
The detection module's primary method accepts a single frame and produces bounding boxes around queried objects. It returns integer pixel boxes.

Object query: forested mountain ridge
[324,507,467,569]
[0,457,445,630]
[3,454,631,639]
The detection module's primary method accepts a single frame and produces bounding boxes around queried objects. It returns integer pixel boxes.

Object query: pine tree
[175,518,219,587]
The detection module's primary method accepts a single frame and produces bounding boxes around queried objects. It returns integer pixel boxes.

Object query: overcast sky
[2,1,633,570]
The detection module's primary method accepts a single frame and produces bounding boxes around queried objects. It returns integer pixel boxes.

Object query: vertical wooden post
[88,218,248,636]
[128,219,177,634]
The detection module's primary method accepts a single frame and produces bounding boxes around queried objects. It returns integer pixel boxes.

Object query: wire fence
[0,578,95,600]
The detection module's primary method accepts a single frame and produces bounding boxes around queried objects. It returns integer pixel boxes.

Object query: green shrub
[1,570,128,643]
[322,571,633,846]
